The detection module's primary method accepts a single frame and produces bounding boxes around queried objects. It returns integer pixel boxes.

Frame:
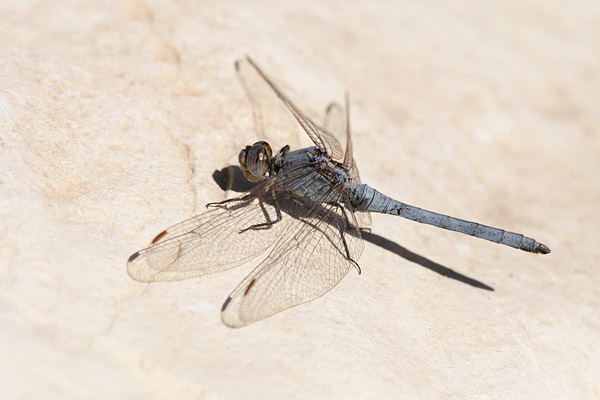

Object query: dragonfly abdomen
[350,184,550,254]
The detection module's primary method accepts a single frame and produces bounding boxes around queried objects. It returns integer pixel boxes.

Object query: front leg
[330,202,362,274]
[206,193,254,210]
[239,188,282,233]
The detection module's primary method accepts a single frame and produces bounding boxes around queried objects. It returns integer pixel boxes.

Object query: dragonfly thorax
[307,147,351,189]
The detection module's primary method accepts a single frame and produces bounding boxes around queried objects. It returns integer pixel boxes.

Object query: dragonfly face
[239,141,272,182]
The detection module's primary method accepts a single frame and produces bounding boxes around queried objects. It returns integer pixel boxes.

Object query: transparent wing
[322,102,346,161]
[323,100,371,227]
[342,94,355,171]
[236,56,344,161]
[236,58,300,147]
[127,165,315,282]
[221,190,364,327]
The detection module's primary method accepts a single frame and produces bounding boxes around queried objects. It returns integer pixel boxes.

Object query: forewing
[236,58,300,147]
[127,168,314,282]
[237,57,341,159]
[127,196,285,282]
[221,197,364,327]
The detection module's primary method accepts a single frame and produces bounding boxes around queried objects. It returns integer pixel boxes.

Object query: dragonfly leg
[239,189,282,233]
[337,220,362,275]
[328,202,353,227]
[206,195,250,210]
[331,203,362,275]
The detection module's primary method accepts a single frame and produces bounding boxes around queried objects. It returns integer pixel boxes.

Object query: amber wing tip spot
[244,279,256,296]
[128,251,140,263]
[151,230,168,244]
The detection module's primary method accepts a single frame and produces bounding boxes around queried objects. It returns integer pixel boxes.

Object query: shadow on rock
[212,166,258,193]
[361,230,494,291]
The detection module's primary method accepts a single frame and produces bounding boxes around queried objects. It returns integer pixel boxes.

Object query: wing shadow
[212,165,494,292]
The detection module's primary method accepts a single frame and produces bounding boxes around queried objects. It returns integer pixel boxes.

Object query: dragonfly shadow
[360,230,494,291]
[212,166,494,292]
[213,166,259,193]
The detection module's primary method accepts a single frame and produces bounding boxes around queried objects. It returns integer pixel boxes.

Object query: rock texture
[1,0,599,398]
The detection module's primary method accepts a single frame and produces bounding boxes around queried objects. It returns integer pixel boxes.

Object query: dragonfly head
[239,141,272,182]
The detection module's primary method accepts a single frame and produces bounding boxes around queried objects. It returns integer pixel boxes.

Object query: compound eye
[238,146,249,167]
[239,141,272,182]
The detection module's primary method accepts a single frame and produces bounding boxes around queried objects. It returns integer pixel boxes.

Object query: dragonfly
[127,56,550,328]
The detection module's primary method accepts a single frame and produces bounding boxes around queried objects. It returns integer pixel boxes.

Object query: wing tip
[220,296,249,328]
[221,296,232,312]
[127,251,140,263]
[126,251,154,282]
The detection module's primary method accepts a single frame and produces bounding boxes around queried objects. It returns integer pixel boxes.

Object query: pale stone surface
[1,0,599,398]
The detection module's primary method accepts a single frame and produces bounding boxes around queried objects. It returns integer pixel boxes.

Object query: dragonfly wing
[127,199,283,282]
[322,102,346,162]
[236,58,300,147]
[221,196,364,327]
[324,98,371,227]
[342,94,355,171]
[237,56,340,158]
[127,170,313,282]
